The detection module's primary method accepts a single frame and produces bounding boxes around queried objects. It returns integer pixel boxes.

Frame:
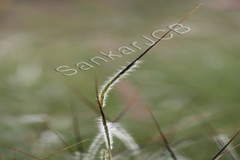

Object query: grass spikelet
[95,70,113,160]
[101,149,107,160]
[97,118,114,150]
[83,132,105,160]
[98,3,203,109]
[111,123,140,156]
[85,120,140,160]
[98,60,143,108]
[92,5,203,159]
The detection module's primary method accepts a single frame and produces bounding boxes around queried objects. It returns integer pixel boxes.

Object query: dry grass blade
[190,107,234,160]
[69,94,84,154]
[43,121,74,155]
[114,112,209,159]
[145,104,177,160]
[188,104,237,160]
[41,139,88,160]
[61,76,100,115]
[0,143,41,160]
[215,143,240,160]
[212,130,240,160]
[137,112,209,151]
[14,150,16,160]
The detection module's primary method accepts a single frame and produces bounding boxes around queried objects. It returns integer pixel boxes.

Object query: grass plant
[0,2,240,160]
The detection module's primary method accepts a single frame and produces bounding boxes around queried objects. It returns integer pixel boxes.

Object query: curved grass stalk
[93,4,202,160]
[98,3,202,108]
[95,71,113,160]
[98,60,143,108]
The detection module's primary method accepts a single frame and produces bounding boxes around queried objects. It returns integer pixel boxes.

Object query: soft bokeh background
[0,0,240,159]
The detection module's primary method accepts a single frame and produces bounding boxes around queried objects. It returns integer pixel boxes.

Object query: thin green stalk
[95,70,112,160]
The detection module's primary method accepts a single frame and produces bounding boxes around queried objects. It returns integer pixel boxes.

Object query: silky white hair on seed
[84,118,140,160]
[110,123,140,156]
[98,61,143,108]
[97,118,114,150]
[83,132,104,160]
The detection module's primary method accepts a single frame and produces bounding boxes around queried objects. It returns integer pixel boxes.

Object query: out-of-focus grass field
[0,0,240,159]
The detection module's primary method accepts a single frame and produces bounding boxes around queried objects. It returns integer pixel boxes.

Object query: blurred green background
[0,0,240,159]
